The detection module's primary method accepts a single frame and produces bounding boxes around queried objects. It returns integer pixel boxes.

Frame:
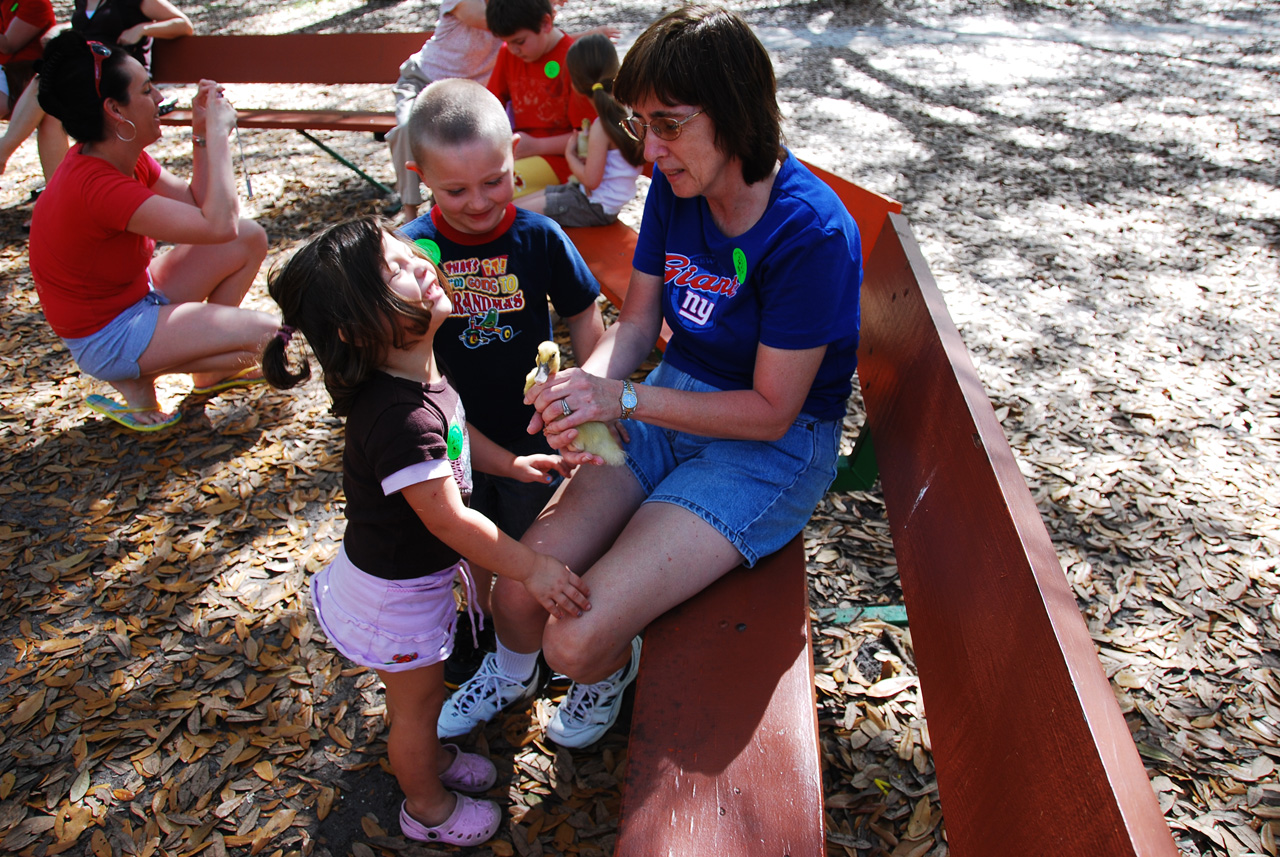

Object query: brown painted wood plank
[615,536,823,857]
[159,109,397,133]
[564,223,673,352]
[803,161,902,261]
[857,212,1178,857]
[151,33,430,85]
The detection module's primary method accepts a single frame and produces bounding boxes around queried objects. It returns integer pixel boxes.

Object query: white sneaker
[546,637,642,749]
[438,652,542,739]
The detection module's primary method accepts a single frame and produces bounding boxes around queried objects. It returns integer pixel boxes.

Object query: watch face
[622,383,638,410]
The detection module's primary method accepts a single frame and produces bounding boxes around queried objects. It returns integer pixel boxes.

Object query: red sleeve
[15,0,54,29]
[486,48,511,104]
[80,154,158,232]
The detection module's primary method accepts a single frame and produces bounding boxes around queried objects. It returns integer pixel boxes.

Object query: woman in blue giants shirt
[437,4,863,748]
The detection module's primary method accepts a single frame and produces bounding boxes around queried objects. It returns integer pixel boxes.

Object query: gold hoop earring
[116,119,137,143]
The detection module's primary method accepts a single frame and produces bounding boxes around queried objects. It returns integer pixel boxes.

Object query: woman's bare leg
[148,219,272,388]
[543,501,743,683]
[150,218,268,308]
[491,460,647,654]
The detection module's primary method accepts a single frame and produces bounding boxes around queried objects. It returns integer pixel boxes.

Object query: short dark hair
[614,5,782,185]
[37,31,132,143]
[405,78,512,172]
[262,217,441,417]
[485,0,553,39]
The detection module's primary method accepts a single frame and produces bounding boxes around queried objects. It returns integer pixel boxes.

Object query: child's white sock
[495,639,539,683]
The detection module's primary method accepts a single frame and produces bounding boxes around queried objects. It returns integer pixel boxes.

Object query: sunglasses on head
[619,111,703,143]
[87,40,111,99]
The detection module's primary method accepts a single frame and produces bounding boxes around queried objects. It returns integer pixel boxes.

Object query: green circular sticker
[446,422,464,461]
[414,238,441,265]
[732,247,748,282]
[544,60,561,79]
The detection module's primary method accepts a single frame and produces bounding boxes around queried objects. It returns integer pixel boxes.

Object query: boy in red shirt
[485,0,594,196]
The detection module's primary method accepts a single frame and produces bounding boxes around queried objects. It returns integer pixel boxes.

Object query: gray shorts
[543,183,617,229]
[62,290,168,382]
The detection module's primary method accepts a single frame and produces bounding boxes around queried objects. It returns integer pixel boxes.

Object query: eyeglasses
[619,111,702,143]
[87,40,111,98]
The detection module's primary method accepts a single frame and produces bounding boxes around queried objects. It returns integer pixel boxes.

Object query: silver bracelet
[192,135,207,147]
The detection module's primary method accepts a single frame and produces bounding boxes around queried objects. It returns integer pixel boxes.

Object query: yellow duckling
[525,341,625,466]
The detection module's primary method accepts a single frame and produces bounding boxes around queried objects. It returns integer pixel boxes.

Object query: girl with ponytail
[514,33,644,227]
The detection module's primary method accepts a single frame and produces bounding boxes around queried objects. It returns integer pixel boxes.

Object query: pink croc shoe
[400,794,501,846]
[439,743,498,792]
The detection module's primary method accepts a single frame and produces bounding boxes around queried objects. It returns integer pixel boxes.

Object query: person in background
[514,32,643,228]
[28,32,274,431]
[485,0,595,197]
[385,0,617,221]
[0,0,192,178]
[0,0,55,119]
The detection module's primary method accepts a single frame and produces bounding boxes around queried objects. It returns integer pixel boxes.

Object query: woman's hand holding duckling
[525,366,629,467]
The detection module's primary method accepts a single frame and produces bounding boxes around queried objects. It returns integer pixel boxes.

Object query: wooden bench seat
[151,33,432,195]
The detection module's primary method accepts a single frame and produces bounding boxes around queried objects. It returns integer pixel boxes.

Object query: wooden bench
[151,33,432,196]
[566,165,898,856]
[856,213,1178,855]
[570,165,1177,855]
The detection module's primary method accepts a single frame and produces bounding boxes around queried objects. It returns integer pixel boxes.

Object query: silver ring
[561,399,572,417]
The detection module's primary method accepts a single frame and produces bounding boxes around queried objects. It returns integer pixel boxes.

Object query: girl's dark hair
[37,31,132,143]
[262,216,442,417]
[485,0,554,39]
[566,34,644,168]
[613,5,783,185]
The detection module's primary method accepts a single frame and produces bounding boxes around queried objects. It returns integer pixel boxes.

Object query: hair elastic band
[276,325,295,346]
[591,82,604,92]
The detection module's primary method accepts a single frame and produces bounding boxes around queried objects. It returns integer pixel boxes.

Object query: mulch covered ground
[0,1,1276,856]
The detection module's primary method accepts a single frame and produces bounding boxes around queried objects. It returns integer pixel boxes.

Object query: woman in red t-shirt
[28,32,277,431]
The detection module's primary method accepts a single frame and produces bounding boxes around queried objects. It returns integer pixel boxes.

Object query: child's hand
[579,24,621,42]
[512,453,571,484]
[524,552,591,619]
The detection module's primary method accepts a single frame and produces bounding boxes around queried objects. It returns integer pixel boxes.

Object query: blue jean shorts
[311,545,475,673]
[623,361,841,566]
[62,290,168,382]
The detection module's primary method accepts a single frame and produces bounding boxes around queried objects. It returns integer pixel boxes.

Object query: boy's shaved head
[406,79,513,170]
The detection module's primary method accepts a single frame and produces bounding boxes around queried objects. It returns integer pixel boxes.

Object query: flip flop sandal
[439,744,498,792]
[85,394,182,433]
[399,794,500,846]
[191,367,267,395]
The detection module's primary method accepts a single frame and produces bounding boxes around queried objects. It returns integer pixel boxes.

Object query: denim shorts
[311,545,477,673]
[623,361,841,566]
[62,290,168,382]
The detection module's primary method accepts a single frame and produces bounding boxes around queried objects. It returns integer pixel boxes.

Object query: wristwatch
[620,380,638,419]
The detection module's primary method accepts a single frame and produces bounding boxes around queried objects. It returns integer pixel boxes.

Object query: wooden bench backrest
[150,33,430,85]
[857,213,1178,856]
